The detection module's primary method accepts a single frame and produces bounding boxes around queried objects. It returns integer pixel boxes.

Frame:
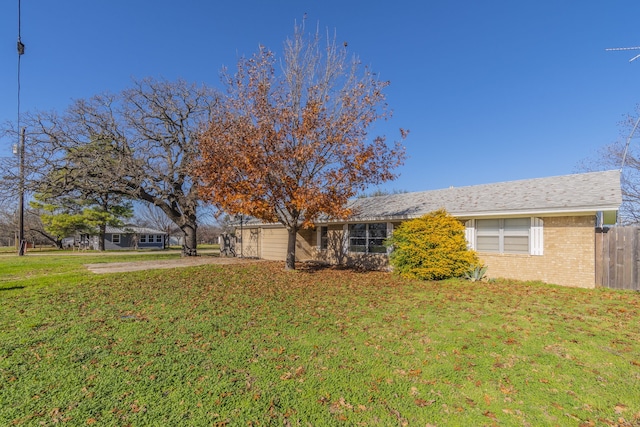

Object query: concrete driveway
[85,254,263,274]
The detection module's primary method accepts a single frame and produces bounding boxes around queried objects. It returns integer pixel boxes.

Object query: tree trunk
[182,222,198,256]
[285,226,297,270]
[98,223,106,251]
[29,228,63,249]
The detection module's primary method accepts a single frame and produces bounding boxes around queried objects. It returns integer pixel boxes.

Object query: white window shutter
[465,219,475,250]
[531,217,544,255]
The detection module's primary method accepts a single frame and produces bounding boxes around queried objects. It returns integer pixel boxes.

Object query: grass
[0,251,185,292]
[1,257,640,426]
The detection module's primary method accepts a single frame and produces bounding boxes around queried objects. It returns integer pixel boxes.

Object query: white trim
[465,219,475,250]
[531,217,544,255]
[321,208,616,225]
[386,222,394,255]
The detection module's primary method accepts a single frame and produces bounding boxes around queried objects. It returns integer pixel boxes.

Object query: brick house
[235,170,622,288]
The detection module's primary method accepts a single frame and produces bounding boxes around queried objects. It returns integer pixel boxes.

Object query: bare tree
[582,107,640,224]
[197,224,222,245]
[1,78,217,255]
[135,203,180,247]
[0,203,16,247]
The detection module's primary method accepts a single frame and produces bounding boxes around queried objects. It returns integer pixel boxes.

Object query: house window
[112,234,121,244]
[349,223,387,253]
[476,218,530,254]
[319,226,328,250]
[140,234,147,243]
[155,235,163,243]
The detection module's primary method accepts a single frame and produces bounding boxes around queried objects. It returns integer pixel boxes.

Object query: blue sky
[1,1,639,192]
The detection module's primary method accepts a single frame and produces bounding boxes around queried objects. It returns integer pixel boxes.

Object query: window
[140,234,147,243]
[319,226,328,250]
[112,234,121,244]
[349,223,387,253]
[155,235,163,243]
[476,218,530,254]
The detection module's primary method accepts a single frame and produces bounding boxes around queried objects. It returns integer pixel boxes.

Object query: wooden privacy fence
[596,226,640,291]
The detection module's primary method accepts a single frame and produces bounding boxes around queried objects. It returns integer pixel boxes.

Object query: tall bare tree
[1,78,217,255]
[582,107,640,224]
[196,22,406,269]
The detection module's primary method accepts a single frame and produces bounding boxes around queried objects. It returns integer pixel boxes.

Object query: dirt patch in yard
[85,256,263,274]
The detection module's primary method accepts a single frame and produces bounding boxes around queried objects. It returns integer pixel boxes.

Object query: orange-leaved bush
[386,209,479,280]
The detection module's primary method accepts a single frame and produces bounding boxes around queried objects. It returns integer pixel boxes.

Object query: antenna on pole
[620,116,640,171]
[605,46,640,62]
[606,45,640,169]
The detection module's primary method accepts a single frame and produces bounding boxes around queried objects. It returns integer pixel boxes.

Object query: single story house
[99,226,167,250]
[235,170,622,288]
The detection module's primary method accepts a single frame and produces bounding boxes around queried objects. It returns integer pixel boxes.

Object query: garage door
[261,228,288,261]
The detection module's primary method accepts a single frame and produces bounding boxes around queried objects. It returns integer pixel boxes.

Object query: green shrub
[386,209,479,280]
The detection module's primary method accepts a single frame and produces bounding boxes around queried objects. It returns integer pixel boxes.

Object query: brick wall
[479,216,596,288]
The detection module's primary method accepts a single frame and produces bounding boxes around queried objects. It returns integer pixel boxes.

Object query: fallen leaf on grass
[317,394,330,405]
[483,410,497,420]
[280,372,293,380]
[615,403,627,414]
[414,398,435,407]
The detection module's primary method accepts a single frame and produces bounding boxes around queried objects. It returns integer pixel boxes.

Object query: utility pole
[16,0,26,255]
[17,127,25,255]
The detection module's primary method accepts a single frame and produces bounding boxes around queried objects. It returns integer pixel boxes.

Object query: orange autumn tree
[196,22,406,270]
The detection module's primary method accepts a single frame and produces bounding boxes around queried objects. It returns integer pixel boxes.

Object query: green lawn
[0,252,184,292]
[1,256,639,426]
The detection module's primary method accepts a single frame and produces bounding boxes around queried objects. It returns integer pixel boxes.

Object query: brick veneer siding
[478,215,596,288]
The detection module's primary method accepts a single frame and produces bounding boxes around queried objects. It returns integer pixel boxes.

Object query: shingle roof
[105,226,167,235]
[340,170,622,222]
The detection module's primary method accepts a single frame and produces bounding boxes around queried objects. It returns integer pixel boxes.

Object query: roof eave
[316,205,620,224]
